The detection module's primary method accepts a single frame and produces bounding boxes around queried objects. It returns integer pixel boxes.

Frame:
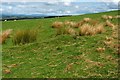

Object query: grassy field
[2,10,119,78]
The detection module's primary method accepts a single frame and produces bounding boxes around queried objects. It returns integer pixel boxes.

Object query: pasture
[1,10,119,78]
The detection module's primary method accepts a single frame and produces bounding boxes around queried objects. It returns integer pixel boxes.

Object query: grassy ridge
[2,10,119,78]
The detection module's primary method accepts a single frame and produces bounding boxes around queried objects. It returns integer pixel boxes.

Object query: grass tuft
[0,29,13,44]
[79,24,95,36]
[95,23,105,34]
[51,21,63,28]
[13,29,37,45]
[105,20,115,28]
[83,18,91,22]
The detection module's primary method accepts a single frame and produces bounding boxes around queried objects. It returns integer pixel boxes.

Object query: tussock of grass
[64,21,77,28]
[108,15,113,19]
[0,29,13,44]
[102,15,108,20]
[105,20,115,28]
[101,15,113,20]
[114,15,120,18]
[75,21,85,28]
[56,28,65,35]
[88,20,99,26]
[79,24,96,36]
[13,29,37,45]
[65,27,77,38]
[83,18,91,22]
[51,21,63,28]
[95,23,105,34]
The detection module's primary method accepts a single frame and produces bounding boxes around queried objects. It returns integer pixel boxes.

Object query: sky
[1,0,120,2]
[1,0,119,17]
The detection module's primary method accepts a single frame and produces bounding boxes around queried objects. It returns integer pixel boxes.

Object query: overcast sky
[1,0,119,16]
[1,0,120,2]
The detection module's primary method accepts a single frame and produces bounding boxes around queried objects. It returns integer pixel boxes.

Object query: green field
[2,10,119,78]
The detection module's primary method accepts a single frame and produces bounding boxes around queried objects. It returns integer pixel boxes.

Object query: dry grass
[83,18,91,22]
[3,69,11,74]
[79,24,96,36]
[105,36,113,41]
[114,15,120,19]
[64,63,74,72]
[108,16,113,19]
[52,21,63,28]
[75,21,85,28]
[96,47,105,53]
[102,15,113,20]
[65,27,77,35]
[89,20,99,26]
[85,59,104,68]
[64,21,71,26]
[102,15,108,20]
[0,29,13,44]
[52,21,65,35]
[105,20,115,28]
[64,21,77,28]
[104,41,112,47]
[79,23,105,36]
[95,23,105,34]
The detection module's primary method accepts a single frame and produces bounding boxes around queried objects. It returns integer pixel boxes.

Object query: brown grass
[102,15,108,20]
[64,21,70,26]
[105,36,113,41]
[105,20,115,28]
[64,21,77,28]
[112,32,118,39]
[64,63,74,72]
[52,21,63,28]
[89,20,99,26]
[95,23,105,34]
[104,41,112,47]
[114,15,120,19]
[3,69,11,74]
[0,29,13,44]
[65,27,77,38]
[108,16,113,19]
[85,59,104,67]
[102,15,113,20]
[96,47,105,53]
[79,24,96,36]
[83,18,91,22]
[75,21,85,28]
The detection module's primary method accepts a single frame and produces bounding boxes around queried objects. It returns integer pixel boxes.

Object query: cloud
[8,6,12,9]
[66,11,71,13]
[0,8,4,11]
[64,2,71,6]
[17,5,25,8]
[75,5,79,8]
